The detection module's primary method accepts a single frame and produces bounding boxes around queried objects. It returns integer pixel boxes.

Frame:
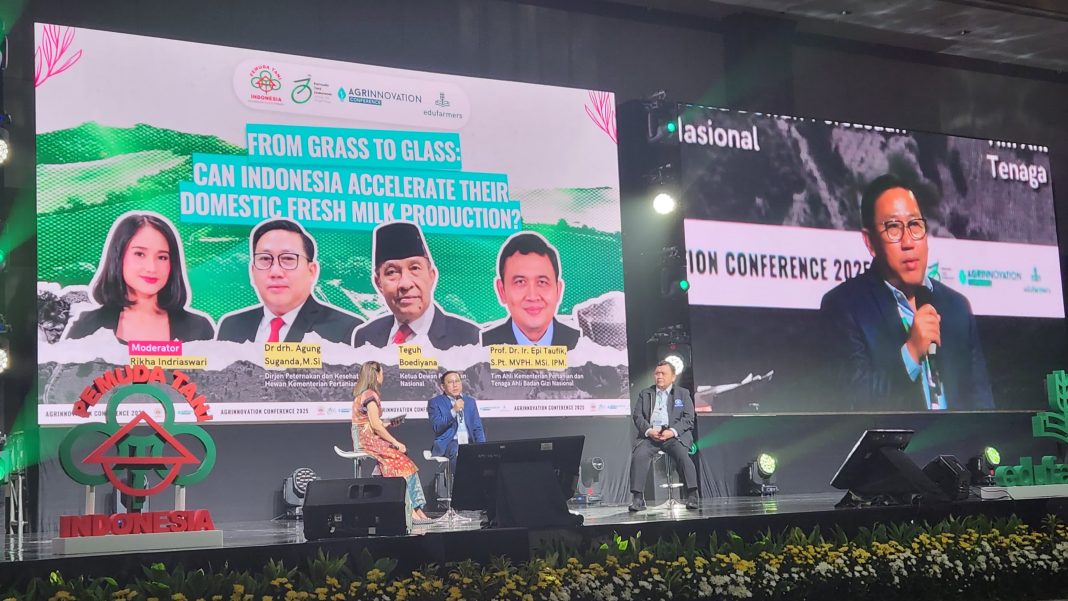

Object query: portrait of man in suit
[480,231,580,349]
[216,218,362,345]
[819,174,993,411]
[352,221,479,350]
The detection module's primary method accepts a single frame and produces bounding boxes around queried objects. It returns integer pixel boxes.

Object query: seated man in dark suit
[480,231,580,349]
[819,174,993,411]
[426,370,486,475]
[216,219,362,344]
[629,360,699,511]
[352,221,479,350]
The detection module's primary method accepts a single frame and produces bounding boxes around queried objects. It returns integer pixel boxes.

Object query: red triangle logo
[84,411,199,467]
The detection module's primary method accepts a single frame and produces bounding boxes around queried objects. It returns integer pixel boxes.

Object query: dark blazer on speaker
[632,385,695,449]
[479,318,580,350]
[427,392,486,459]
[216,297,362,344]
[352,305,479,350]
[819,269,994,412]
[66,305,215,342]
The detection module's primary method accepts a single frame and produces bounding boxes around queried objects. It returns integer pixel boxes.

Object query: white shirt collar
[387,304,436,344]
[255,300,308,343]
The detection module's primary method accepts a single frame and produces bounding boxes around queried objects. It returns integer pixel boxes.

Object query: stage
[4,492,1068,589]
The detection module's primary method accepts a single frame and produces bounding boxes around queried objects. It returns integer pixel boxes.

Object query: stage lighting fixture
[660,246,689,298]
[282,467,320,519]
[757,453,777,477]
[663,353,686,375]
[0,128,9,166]
[644,90,679,145]
[649,325,691,378]
[652,192,676,214]
[966,445,1001,486]
[740,453,779,496]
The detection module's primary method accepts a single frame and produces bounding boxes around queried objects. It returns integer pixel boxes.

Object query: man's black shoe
[628,492,646,512]
[685,489,700,510]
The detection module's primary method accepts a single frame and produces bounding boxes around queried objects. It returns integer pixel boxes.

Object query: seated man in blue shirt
[427,370,486,475]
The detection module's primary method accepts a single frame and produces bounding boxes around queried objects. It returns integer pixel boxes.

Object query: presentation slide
[678,105,1065,413]
[35,23,628,425]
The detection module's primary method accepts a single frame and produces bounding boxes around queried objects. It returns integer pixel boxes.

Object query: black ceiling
[598,0,1068,73]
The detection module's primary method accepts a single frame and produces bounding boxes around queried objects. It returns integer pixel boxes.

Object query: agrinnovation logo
[957,267,1022,287]
[336,83,423,106]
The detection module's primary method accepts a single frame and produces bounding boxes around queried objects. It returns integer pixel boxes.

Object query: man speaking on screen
[819,174,993,411]
[353,221,479,350]
[480,231,581,349]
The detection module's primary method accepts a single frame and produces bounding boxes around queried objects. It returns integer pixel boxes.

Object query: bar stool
[655,450,685,510]
[334,435,373,478]
[423,450,470,523]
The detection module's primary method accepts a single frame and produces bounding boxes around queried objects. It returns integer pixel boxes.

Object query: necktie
[268,316,285,343]
[393,323,414,344]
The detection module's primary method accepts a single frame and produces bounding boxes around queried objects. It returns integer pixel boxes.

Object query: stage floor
[0,493,841,562]
[0,491,963,562]
[4,491,1066,588]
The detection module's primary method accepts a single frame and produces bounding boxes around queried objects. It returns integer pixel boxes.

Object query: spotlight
[663,353,686,376]
[740,453,779,496]
[652,192,676,214]
[756,453,777,478]
[966,445,1000,486]
[282,467,319,519]
[649,325,691,378]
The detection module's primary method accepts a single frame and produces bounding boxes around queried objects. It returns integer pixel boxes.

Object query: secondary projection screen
[680,105,1064,414]
[36,23,627,425]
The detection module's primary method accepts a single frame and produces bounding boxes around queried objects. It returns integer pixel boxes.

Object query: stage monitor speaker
[831,430,948,507]
[302,477,410,540]
[923,455,971,501]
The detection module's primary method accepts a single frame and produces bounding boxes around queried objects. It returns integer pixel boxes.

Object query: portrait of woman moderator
[65,213,214,343]
[351,361,430,522]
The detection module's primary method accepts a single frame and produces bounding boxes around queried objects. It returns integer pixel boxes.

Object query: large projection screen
[36,23,627,425]
[680,105,1064,414]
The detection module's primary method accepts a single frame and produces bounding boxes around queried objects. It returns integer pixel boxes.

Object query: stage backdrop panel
[679,105,1065,414]
[35,23,628,425]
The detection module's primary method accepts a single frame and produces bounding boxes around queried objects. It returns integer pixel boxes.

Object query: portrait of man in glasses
[216,218,362,344]
[819,174,993,411]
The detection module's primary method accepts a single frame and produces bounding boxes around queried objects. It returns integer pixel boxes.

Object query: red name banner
[59,510,216,538]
